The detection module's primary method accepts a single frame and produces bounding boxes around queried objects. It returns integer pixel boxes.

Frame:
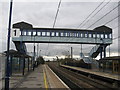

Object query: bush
[36,56,45,64]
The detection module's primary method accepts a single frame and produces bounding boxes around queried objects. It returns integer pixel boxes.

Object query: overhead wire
[80,0,111,28]
[112,25,120,29]
[45,0,62,56]
[87,3,120,29]
[53,0,61,28]
[104,14,120,25]
[77,0,105,28]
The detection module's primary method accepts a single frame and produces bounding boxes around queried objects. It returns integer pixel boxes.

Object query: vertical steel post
[80,44,82,58]
[22,57,25,76]
[10,56,12,76]
[99,46,103,71]
[71,47,73,59]
[33,45,35,71]
[5,0,13,89]
[28,58,29,72]
[33,36,35,71]
[109,45,110,57]
[100,46,102,59]
[37,44,39,58]
[103,46,106,58]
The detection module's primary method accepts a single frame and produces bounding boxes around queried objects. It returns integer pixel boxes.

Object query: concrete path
[17,65,45,89]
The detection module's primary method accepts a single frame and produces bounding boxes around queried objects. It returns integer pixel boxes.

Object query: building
[99,56,120,74]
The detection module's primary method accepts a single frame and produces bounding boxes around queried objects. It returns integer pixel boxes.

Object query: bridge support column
[33,45,36,71]
[22,57,25,75]
[28,58,29,72]
[99,46,103,71]
[103,46,106,58]
[100,46,103,59]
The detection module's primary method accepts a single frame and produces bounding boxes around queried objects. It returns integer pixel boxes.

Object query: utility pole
[71,47,73,59]
[5,0,13,89]
[109,45,110,57]
[80,44,82,58]
[33,45,35,70]
[33,36,35,71]
[37,43,39,58]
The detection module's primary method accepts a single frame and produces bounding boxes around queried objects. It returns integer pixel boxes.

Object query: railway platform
[61,64,120,81]
[6,64,69,89]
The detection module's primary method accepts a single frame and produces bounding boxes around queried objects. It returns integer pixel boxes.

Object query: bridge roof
[13,21,33,29]
[33,26,112,33]
[13,21,112,33]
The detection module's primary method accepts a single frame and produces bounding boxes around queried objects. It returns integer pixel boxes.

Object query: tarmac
[1,64,69,89]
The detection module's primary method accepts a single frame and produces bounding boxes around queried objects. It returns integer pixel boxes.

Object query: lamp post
[5,0,13,90]
[39,50,41,56]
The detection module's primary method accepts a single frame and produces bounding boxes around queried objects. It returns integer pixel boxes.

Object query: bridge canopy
[12,21,112,45]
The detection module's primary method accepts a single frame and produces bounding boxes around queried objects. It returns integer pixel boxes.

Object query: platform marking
[46,65,70,89]
[43,69,48,90]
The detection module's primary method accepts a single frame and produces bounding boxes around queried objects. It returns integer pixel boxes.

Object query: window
[76,33,79,37]
[56,32,59,36]
[64,33,67,37]
[42,32,45,36]
[93,34,96,38]
[105,34,108,38]
[51,32,55,36]
[81,33,85,37]
[33,31,36,36]
[28,32,31,35]
[46,32,50,36]
[23,31,26,35]
[89,34,92,38]
[101,34,104,38]
[109,34,112,38]
[38,32,41,36]
[81,33,83,37]
[70,33,74,37]
[97,34,100,38]
[67,32,70,37]
[61,32,64,36]
[85,34,88,38]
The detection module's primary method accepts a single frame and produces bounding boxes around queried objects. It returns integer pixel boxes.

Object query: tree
[36,56,45,64]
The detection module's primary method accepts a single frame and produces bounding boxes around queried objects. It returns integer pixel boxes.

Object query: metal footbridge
[12,21,112,59]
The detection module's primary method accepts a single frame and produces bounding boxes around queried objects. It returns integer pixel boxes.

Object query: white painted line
[46,65,70,89]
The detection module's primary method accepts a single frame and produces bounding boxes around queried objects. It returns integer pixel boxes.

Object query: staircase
[14,42,27,54]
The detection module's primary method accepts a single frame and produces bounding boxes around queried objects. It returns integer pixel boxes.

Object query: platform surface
[44,64,69,88]
[3,64,69,89]
[61,64,120,80]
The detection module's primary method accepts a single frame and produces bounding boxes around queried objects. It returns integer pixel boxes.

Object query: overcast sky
[0,0,119,60]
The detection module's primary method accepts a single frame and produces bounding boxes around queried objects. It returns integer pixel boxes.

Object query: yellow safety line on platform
[43,69,48,90]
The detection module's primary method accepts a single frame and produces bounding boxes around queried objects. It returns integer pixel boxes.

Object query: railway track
[48,62,118,89]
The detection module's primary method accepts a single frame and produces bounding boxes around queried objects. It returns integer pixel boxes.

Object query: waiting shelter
[99,56,120,74]
[4,50,33,76]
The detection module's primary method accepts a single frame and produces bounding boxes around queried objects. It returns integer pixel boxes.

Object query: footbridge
[12,21,112,59]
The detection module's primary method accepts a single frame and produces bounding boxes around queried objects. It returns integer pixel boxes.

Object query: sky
[0,0,119,60]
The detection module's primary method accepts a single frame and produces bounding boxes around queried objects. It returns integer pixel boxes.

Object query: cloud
[1,1,119,58]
